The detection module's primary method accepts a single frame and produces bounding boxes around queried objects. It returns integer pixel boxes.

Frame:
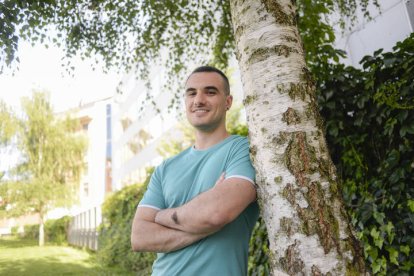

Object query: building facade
[335,0,413,67]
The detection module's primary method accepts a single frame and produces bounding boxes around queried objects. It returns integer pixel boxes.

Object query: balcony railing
[68,206,101,251]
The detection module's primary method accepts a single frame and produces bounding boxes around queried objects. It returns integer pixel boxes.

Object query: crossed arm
[131,174,256,253]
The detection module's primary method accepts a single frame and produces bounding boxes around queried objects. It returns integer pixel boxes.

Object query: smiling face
[185,72,232,133]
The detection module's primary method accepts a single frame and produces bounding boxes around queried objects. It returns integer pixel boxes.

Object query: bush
[96,168,156,274]
[11,226,19,236]
[317,33,414,274]
[45,216,70,244]
[23,224,39,239]
[21,216,70,244]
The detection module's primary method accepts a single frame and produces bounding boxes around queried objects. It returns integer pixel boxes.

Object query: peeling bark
[229,0,366,274]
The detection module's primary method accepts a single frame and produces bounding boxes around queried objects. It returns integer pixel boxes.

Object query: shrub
[23,224,39,239]
[11,226,19,236]
[45,216,70,244]
[20,216,70,244]
[317,33,414,274]
[96,168,156,274]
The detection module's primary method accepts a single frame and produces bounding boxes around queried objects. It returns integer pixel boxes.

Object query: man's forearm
[131,218,208,252]
[155,194,224,234]
[154,177,256,234]
[131,207,209,253]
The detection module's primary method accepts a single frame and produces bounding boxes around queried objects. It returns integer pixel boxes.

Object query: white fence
[68,206,101,251]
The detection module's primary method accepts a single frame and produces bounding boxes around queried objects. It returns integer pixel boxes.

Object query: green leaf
[386,246,399,266]
[373,211,385,225]
[400,245,410,256]
[408,199,414,213]
[371,256,387,274]
[381,222,395,244]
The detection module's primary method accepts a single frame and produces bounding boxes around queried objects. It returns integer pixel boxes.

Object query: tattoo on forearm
[172,211,179,225]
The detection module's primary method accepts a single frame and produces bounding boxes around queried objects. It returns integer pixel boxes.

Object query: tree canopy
[1,0,378,84]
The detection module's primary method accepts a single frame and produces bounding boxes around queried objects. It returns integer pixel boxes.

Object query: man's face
[184,72,232,132]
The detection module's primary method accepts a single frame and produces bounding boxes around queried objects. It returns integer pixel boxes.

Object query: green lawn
[0,237,135,276]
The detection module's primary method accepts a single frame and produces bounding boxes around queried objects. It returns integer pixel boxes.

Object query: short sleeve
[225,137,255,184]
[138,164,166,210]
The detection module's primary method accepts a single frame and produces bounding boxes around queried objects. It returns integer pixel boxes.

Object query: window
[83,182,89,197]
[405,0,414,31]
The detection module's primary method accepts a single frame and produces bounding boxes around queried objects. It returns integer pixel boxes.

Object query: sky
[0,41,122,113]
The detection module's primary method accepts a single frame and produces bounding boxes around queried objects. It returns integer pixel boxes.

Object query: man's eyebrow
[185,87,196,93]
[205,86,219,91]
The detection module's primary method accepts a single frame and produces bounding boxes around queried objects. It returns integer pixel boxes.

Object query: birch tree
[0,0,380,272]
[231,1,365,274]
[0,92,86,246]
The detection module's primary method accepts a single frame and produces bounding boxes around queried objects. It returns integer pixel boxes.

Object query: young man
[131,66,259,275]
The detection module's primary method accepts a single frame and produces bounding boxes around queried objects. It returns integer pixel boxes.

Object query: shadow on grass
[0,237,37,248]
[0,257,102,276]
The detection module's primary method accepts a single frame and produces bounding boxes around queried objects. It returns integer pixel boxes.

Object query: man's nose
[194,91,206,105]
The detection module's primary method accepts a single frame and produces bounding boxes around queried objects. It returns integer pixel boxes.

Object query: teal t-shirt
[139,135,259,276]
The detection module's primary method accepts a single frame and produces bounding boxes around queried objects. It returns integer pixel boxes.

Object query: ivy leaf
[400,245,410,256]
[386,246,399,266]
[371,256,387,274]
[371,227,384,249]
[373,211,385,225]
[408,199,414,213]
[381,221,395,244]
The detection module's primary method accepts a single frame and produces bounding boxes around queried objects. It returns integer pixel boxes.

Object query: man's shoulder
[230,135,248,143]
[227,135,250,149]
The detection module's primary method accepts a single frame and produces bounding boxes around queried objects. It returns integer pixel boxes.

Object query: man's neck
[194,128,230,150]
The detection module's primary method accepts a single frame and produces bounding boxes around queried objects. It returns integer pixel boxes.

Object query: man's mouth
[193,109,209,113]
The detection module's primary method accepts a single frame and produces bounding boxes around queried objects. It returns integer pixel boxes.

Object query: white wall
[335,0,412,67]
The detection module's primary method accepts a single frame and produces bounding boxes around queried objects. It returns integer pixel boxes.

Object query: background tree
[0,101,17,146]
[0,0,381,273]
[0,92,87,246]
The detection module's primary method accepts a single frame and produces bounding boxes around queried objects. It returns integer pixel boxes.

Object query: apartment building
[335,0,413,67]
[111,67,179,190]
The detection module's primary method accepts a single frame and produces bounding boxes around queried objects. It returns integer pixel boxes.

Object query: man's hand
[154,174,256,234]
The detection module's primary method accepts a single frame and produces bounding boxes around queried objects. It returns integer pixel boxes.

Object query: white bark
[39,218,45,246]
[229,0,365,275]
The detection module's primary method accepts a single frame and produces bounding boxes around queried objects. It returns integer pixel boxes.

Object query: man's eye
[207,90,216,95]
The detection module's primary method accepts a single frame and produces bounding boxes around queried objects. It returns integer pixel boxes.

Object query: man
[131,66,259,275]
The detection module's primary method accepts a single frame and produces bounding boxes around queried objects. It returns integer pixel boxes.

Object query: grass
[0,236,135,276]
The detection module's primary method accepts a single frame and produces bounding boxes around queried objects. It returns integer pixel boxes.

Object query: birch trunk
[39,214,45,246]
[229,0,366,274]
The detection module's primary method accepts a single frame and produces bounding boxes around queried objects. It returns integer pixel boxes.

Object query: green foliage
[2,92,87,213]
[10,226,18,236]
[1,0,379,107]
[45,216,70,245]
[248,217,270,276]
[23,224,39,240]
[97,168,155,274]
[0,0,233,89]
[20,216,70,244]
[0,100,17,146]
[317,33,414,275]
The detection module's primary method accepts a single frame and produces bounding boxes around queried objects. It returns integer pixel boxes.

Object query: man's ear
[226,95,233,110]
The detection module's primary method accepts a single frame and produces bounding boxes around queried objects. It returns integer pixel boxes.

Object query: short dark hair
[188,66,230,95]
